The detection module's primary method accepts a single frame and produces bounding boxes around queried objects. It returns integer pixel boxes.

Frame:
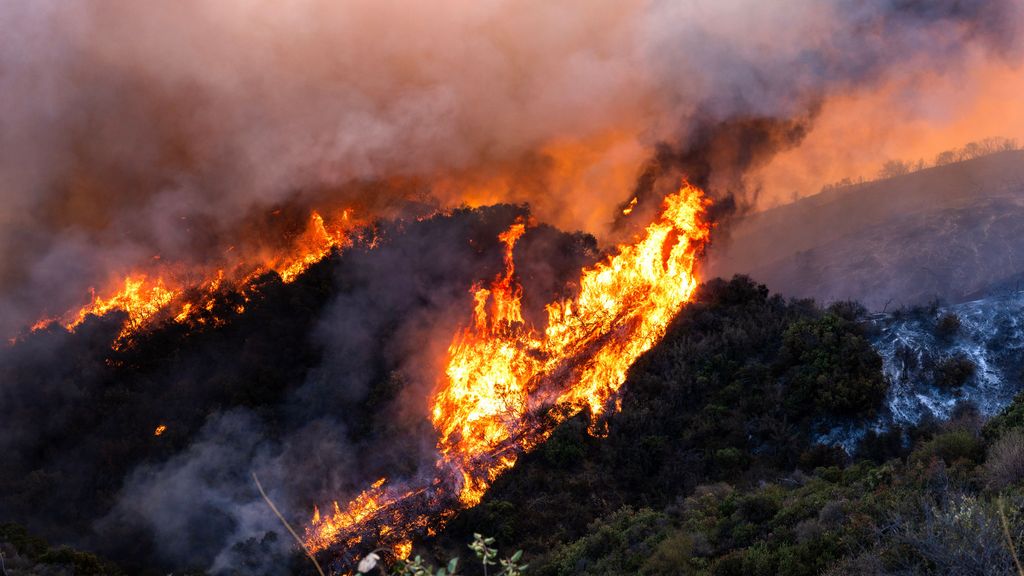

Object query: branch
[998,497,1024,576]
[252,472,326,576]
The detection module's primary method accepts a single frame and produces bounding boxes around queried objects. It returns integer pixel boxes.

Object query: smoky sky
[1,0,1022,336]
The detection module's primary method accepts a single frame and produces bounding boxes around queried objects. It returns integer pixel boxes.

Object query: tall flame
[306,183,711,564]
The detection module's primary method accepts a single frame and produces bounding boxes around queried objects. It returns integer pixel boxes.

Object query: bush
[37,547,111,576]
[984,430,1024,490]
[715,447,748,474]
[739,494,780,524]
[933,354,976,389]
[0,523,123,576]
[641,532,696,575]
[779,315,888,417]
[798,444,847,471]
[912,430,983,466]
[934,313,961,339]
[983,391,1024,441]
[889,493,1018,574]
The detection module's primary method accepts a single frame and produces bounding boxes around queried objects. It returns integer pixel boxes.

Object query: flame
[305,478,435,559]
[65,275,178,341]
[621,196,637,215]
[306,183,710,561]
[272,212,341,284]
[154,424,167,436]
[28,209,361,346]
[393,540,412,560]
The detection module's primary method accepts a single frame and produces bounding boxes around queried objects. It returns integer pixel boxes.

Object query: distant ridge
[709,150,1024,309]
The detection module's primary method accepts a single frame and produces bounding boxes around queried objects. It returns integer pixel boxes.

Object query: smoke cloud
[2,0,1022,335]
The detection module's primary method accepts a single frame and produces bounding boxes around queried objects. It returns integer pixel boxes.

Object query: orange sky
[754,57,1024,208]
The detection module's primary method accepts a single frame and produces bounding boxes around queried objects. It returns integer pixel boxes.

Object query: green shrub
[641,532,696,575]
[740,542,780,576]
[0,523,48,559]
[0,524,123,576]
[37,547,112,576]
[714,447,748,474]
[779,315,887,417]
[912,430,983,466]
[738,494,780,524]
[984,391,1024,441]
[711,551,745,576]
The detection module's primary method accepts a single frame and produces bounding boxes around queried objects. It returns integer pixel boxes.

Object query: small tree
[878,159,911,179]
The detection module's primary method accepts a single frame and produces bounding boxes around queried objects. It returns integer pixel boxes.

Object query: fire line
[305,183,711,566]
[26,209,363,348]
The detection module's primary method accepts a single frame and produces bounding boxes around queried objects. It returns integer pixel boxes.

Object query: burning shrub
[361,534,526,576]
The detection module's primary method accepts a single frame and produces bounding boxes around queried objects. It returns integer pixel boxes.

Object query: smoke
[2,0,1022,335]
[2,0,1023,572]
[620,0,1023,223]
[0,204,596,573]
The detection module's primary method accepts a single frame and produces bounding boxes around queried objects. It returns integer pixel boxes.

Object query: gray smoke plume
[1,0,1021,335]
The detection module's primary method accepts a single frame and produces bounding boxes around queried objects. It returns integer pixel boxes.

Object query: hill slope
[708,151,1024,309]
[426,278,1024,576]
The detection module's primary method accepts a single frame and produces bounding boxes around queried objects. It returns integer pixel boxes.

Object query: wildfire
[306,183,711,563]
[28,209,361,347]
[621,196,638,215]
[154,424,167,436]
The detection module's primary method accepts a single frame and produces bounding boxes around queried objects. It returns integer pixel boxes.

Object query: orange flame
[621,196,638,215]
[28,209,362,347]
[65,275,178,341]
[306,183,711,559]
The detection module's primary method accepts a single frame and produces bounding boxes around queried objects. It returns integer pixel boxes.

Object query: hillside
[708,151,1024,309]
[4,156,1024,575]
[424,278,1024,576]
[5,263,1024,575]
[0,204,598,574]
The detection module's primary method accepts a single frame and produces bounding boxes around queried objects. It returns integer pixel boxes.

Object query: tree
[878,160,911,179]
